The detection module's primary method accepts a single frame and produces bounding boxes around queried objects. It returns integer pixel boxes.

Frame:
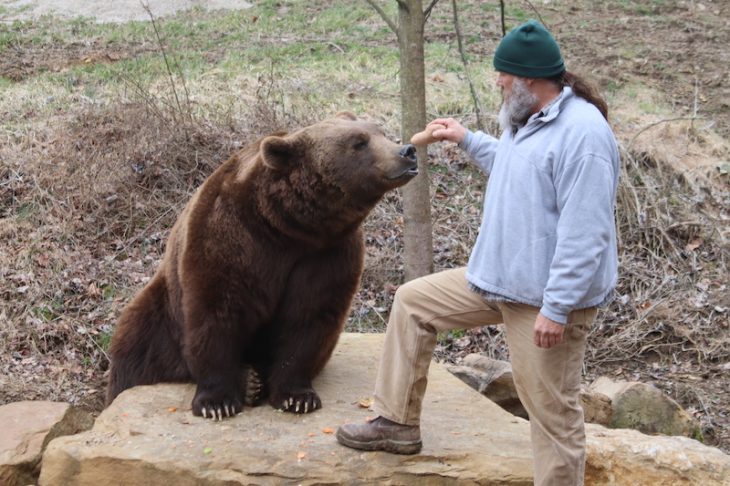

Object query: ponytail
[552,71,609,120]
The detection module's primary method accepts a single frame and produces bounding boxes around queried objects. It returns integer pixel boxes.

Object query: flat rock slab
[40,333,730,485]
[0,401,93,486]
[40,333,533,485]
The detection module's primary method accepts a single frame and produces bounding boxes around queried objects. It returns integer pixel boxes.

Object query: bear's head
[260,112,418,200]
[255,113,418,237]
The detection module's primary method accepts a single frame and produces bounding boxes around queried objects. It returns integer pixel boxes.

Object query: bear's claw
[275,389,321,414]
[192,386,243,420]
[201,405,238,421]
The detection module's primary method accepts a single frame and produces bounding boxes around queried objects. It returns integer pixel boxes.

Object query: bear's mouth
[390,163,419,180]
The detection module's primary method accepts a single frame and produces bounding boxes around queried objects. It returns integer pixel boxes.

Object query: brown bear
[105,112,418,420]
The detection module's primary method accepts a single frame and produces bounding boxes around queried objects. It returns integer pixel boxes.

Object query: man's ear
[335,111,357,121]
[260,135,303,171]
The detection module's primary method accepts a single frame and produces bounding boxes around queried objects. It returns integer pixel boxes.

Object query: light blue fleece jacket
[461,86,620,324]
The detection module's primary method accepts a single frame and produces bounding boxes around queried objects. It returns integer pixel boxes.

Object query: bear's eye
[353,139,368,150]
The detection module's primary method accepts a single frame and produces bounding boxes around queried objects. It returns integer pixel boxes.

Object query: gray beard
[498,78,539,134]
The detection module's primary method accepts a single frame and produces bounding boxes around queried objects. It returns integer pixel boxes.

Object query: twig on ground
[627,116,703,152]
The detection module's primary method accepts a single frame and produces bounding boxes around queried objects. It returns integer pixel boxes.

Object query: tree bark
[397,0,433,281]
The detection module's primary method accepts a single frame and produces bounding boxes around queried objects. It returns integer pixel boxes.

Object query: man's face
[496,71,517,101]
[496,71,539,133]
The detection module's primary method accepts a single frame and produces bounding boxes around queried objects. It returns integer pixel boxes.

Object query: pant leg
[498,303,597,486]
[373,267,503,426]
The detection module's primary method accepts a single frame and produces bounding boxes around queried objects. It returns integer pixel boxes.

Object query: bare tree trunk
[397,0,433,281]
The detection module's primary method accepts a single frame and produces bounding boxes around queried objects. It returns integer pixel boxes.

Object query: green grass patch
[102,284,117,301]
[437,329,467,343]
[33,297,63,322]
[616,0,667,15]
[94,330,114,351]
[16,202,36,220]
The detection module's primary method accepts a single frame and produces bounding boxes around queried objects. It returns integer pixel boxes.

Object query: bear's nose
[399,144,417,160]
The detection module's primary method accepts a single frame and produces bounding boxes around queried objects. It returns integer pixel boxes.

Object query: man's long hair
[550,71,609,120]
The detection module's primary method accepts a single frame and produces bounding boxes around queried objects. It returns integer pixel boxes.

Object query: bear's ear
[335,111,357,121]
[260,135,303,171]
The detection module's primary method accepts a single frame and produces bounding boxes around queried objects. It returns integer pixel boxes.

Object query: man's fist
[533,313,565,349]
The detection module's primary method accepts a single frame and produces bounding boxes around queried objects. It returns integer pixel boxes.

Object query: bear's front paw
[192,386,243,421]
[272,388,322,414]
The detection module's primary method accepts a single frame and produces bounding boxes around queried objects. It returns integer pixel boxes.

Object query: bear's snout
[399,144,418,178]
[384,143,418,181]
[399,144,417,161]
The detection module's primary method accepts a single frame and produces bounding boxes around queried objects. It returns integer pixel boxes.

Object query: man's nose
[495,74,503,87]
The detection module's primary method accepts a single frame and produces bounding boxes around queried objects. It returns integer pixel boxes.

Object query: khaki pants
[373,267,597,486]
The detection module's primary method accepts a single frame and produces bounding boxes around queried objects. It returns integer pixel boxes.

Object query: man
[336,20,620,486]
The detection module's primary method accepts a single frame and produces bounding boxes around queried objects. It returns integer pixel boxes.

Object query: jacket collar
[531,86,574,124]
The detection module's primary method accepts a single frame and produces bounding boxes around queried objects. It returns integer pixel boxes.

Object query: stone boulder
[590,376,701,438]
[448,354,613,425]
[580,388,613,426]
[586,425,729,485]
[447,354,527,418]
[40,334,730,485]
[0,401,93,486]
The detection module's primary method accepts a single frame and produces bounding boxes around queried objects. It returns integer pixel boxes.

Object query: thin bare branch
[141,1,193,125]
[424,0,440,22]
[451,0,485,130]
[522,0,548,28]
[365,0,398,35]
[499,0,506,35]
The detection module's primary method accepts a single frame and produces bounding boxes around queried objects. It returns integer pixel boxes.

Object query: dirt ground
[2,0,253,23]
[1,0,728,455]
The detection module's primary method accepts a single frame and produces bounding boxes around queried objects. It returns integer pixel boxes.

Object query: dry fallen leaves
[685,238,703,251]
[357,397,373,409]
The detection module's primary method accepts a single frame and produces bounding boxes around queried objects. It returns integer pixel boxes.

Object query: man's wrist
[458,129,474,150]
[538,305,568,325]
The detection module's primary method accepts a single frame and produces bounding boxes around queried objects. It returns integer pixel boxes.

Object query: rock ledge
[40,333,730,485]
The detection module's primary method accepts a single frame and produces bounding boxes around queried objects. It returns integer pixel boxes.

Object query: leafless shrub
[591,145,729,363]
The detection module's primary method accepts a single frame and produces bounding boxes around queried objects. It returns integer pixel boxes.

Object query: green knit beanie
[493,20,565,78]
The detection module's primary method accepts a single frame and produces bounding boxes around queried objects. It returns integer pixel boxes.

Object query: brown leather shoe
[336,416,422,454]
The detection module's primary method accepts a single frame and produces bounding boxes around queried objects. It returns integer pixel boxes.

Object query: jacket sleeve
[459,130,500,175]
[540,153,616,324]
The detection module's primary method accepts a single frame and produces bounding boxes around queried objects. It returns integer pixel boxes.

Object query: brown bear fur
[105,113,418,419]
